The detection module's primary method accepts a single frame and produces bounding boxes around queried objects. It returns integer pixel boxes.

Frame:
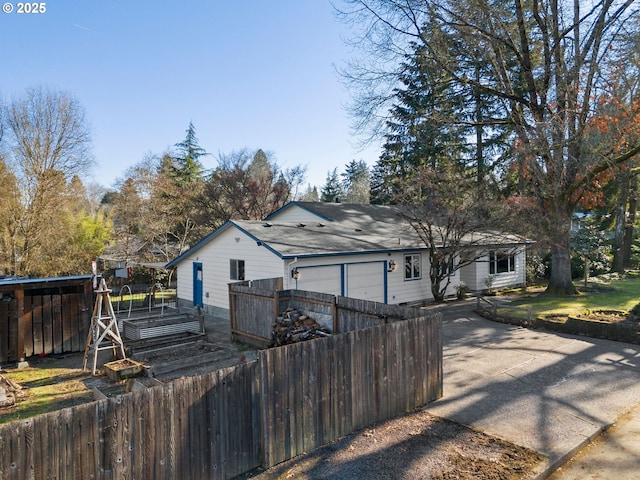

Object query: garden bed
[477,305,640,345]
[103,358,145,381]
[122,313,201,340]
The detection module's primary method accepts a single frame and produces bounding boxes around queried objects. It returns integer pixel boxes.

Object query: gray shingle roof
[167,202,532,266]
[235,202,529,258]
[234,216,423,257]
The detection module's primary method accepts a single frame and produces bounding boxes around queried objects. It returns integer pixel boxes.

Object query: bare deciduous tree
[397,162,518,301]
[0,158,22,275]
[337,0,640,294]
[200,149,306,225]
[5,87,93,181]
[1,87,94,275]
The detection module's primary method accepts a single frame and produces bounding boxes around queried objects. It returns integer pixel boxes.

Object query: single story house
[166,202,529,318]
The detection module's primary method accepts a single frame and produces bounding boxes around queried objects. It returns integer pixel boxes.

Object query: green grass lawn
[506,274,640,319]
[0,367,94,425]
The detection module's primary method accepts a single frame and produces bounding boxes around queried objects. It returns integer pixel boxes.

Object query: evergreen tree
[166,121,207,186]
[320,168,345,202]
[369,158,395,205]
[299,184,320,202]
[342,160,370,204]
[340,0,640,294]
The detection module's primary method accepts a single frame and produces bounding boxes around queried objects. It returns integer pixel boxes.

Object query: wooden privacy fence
[0,276,93,363]
[0,313,442,480]
[259,315,442,467]
[0,364,260,480]
[230,280,425,347]
[228,282,282,346]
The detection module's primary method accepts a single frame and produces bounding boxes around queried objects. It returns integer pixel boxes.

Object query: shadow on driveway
[424,299,640,471]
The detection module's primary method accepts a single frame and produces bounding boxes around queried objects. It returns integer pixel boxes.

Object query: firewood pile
[0,374,24,408]
[270,308,331,347]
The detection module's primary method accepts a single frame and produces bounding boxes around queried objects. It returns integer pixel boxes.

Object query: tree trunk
[546,209,578,295]
[547,244,577,295]
[430,277,445,303]
[622,174,637,268]
[612,171,630,273]
[429,255,446,303]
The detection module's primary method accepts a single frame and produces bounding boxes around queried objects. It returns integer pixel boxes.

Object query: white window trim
[230,259,245,280]
[489,251,515,275]
[404,253,422,280]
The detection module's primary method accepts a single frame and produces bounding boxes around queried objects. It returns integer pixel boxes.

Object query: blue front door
[193,262,203,307]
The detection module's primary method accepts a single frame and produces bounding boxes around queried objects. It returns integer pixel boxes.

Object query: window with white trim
[489,251,515,275]
[230,259,245,280]
[404,254,421,280]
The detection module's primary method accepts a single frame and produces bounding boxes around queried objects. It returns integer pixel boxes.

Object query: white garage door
[346,262,385,302]
[295,265,342,296]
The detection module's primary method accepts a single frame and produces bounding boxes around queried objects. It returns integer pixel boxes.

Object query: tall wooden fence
[230,281,426,347]
[0,314,442,479]
[228,284,280,346]
[259,315,442,467]
[0,364,259,480]
[0,278,92,363]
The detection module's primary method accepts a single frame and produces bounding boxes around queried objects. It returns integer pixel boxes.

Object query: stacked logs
[270,308,331,347]
[0,374,24,408]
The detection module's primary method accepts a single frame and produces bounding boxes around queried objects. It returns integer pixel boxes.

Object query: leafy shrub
[456,282,469,299]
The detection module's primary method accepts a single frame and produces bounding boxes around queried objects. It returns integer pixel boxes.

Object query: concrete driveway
[423,300,640,476]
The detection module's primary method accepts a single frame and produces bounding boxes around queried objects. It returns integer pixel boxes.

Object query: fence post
[333,295,339,333]
[196,305,204,333]
[16,288,26,362]
[228,284,235,336]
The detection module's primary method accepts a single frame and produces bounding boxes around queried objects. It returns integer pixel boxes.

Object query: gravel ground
[238,409,545,480]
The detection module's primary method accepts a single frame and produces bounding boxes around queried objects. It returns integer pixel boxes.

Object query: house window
[489,251,515,275]
[230,259,245,280]
[404,254,421,280]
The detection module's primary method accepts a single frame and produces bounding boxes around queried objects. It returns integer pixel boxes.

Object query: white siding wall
[459,260,478,290]
[461,247,527,291]
[490,247,526,289]
[175,234,519,315]
[283,252,438,305]
[388,252,433,304]
[267,206,326,223]
[175,225,283,314]
[176,261,194,308]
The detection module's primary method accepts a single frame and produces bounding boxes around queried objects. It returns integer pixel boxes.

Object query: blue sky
[1,1,381,191]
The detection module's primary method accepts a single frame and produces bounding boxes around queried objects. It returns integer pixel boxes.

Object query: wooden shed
[0,275,93,364]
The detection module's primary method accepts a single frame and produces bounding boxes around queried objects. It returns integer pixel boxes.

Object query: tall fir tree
[342,160,370,204]
[320,168,345,202]
[167,121,207,186]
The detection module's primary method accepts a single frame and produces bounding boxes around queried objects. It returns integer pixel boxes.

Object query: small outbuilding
[0,275,93,363]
